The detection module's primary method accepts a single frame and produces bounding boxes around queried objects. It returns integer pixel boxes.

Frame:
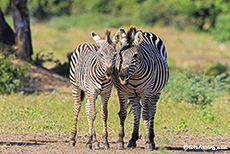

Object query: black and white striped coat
[69,30,118,149]
[113,27,169,150]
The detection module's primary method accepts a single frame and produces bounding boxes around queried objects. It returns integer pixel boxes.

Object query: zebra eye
[101,53,104,57]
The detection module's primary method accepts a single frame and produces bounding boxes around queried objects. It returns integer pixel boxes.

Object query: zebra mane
[105,30,112,44]
[126,26,137,45]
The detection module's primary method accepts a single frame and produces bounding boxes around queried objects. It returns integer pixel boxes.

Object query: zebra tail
[81,90,85,101]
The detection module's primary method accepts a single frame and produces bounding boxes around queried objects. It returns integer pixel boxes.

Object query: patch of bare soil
[11,59,71,94]
[0,134,230,154]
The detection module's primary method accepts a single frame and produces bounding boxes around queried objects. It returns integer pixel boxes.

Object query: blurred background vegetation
[1,0,230,41]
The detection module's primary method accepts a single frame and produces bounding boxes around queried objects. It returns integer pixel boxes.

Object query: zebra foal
[69,30,119,149]
[113,27,169,150]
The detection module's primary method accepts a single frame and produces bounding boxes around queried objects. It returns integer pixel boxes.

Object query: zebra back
[142,32,167,61]
[140,32,169,93]
[69,43,99,88]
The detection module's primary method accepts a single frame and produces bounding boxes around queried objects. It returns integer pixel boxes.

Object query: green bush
[162,72,230,108]
[206,63,229,76]
[33,51,69,77]
[33,51,60,68]
[212,14,230,42]
[0,54,26,94]
[139,0,179,26]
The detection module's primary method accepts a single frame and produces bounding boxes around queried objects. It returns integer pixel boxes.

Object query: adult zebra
[69,30,119,149]
[113,27,169,150]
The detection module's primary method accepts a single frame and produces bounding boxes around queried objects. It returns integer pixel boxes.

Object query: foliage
[162,72,230,108]
[211,14,230,42]
[2,0,230,32]
[33,51,70,77]
[179,0,230,30]
[50,62,70,77]
[33,51,60,68]
[0,54,26,94]
[27,0,72,20]
[206,63,229,76]
[139,0,179,26]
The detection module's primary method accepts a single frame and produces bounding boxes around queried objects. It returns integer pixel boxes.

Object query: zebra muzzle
[119,77,127,85]
[105,67,112,79]
[118,68,129,85]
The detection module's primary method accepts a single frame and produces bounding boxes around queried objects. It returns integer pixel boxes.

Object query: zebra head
[116,27,143,85]
[92,30,119,79]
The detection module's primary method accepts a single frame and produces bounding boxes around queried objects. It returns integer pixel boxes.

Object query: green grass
[1,88,229,138]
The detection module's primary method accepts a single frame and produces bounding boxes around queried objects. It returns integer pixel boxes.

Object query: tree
[0,8,15,57]
[179,0,230,30]
[10,0,33,60]
[0,8,15,46]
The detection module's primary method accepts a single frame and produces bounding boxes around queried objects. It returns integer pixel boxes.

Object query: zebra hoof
[116,142,124,149]
[152,142,156,149]
[93,144,100,150]
[145,143,153,150]
[85,144,92,149]
[145,142,155,150]
[127,140,136,148]
[69,141,75,146]
[103,145,110,150]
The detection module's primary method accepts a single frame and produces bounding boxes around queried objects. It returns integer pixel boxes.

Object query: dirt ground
[2,61,229,153]
[0,134,230,154]
[13,59,71,94]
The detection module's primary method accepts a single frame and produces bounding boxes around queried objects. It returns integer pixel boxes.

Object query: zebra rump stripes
[113,27,169,150]
[69,30,118,149]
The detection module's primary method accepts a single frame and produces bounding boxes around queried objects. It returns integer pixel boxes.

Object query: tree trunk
[10,0,33,60]
[0,8,15,57]
[0,8,15,45]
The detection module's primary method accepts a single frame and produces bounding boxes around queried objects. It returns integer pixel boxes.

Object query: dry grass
[30,24,230,70]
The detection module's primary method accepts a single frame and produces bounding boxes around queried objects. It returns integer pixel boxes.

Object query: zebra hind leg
[142,96,154,150]
[69,87,82,146]
[92,129,100,149]
[127,97,141,148]
[148,93,160,150]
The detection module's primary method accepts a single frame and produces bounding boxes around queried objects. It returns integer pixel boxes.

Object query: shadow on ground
[0,141,43,146]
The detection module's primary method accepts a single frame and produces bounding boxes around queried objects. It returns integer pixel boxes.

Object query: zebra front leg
[116,92,127,149]
[100,92,111,149]
[85,94,98,149]
[69,87,82,146]
[127,97,141,148]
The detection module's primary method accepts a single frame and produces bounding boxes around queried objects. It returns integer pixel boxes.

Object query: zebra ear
[112,29,121,45]
[120,28,126,38]
[126,26,137,45]
[92,32,103,45]
[105,30,112,44]
[133,30,143,45]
